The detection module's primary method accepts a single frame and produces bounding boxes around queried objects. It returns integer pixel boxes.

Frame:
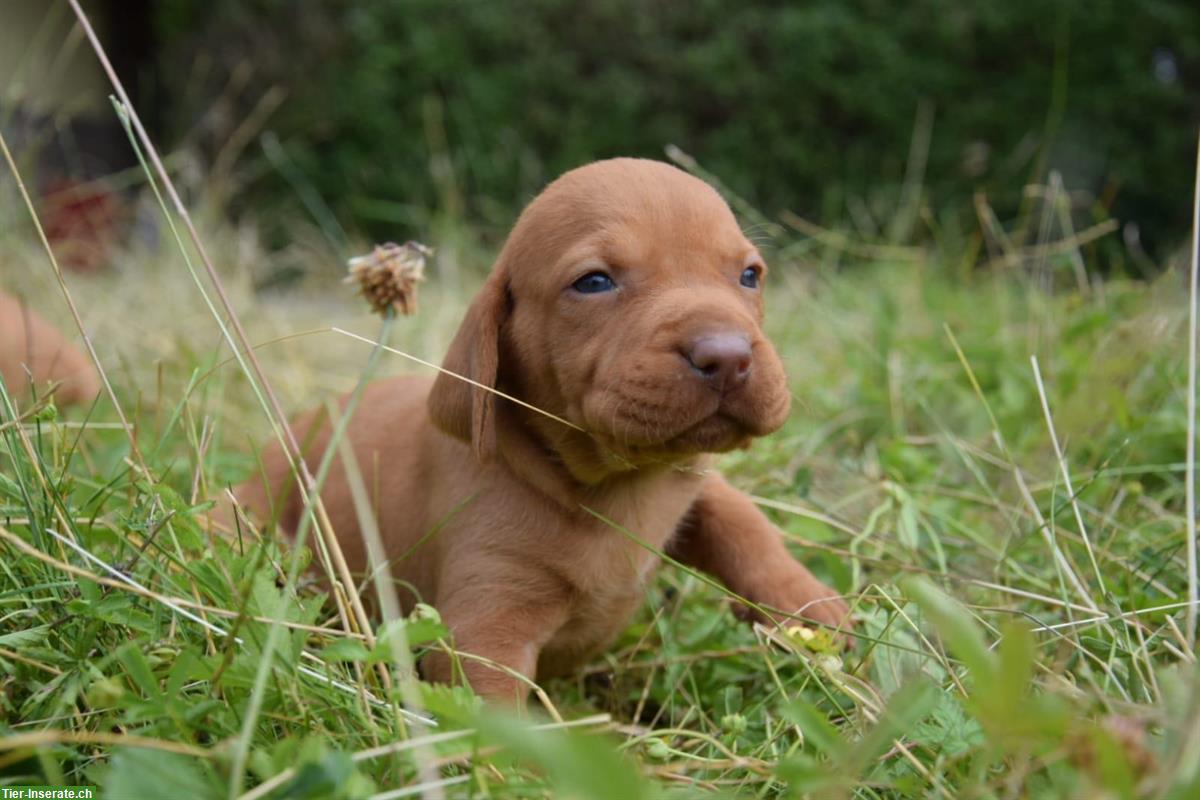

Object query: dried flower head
[345,241,432,316]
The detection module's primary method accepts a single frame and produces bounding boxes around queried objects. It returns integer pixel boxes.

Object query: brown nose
[685,334,753,392]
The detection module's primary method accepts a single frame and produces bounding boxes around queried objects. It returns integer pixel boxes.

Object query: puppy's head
[429,158,790,480]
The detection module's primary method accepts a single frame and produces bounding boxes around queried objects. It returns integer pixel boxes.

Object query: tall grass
[3,167,1199,795]
[2,13,1200,797]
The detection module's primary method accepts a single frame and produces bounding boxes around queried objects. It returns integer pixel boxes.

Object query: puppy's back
[233,375,449,596]
[0,291,100,406]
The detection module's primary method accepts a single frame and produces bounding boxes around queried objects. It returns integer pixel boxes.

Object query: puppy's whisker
[620,404,637,455]
[617,399,647,466]
[332,327,585,433]
[602,382,629,446]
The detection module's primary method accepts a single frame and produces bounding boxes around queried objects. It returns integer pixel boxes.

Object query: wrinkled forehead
[502,163,757,285]
[576,214,755,275]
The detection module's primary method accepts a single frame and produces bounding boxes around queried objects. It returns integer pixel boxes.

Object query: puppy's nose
[685,334,753,392]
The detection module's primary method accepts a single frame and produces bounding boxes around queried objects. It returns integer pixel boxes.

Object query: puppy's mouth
[594,401,763,458]
[658,412,754,454]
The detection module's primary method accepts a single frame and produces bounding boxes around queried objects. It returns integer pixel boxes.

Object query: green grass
[2,156,1199,797]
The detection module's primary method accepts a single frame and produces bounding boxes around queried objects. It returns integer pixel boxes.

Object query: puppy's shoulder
[357,373,436,416]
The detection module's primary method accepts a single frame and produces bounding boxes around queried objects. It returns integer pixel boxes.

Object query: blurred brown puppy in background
[236,158,851,702]
[0,290,100,407]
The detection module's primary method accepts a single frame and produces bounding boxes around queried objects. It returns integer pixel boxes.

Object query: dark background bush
[151,0,1199,263]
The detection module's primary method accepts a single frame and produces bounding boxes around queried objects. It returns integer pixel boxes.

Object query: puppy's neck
[495,402,711,512]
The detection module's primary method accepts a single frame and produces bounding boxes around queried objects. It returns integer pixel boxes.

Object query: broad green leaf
[166,646,202,697]
[910,693,984,757]
[276,751,357,799]
[996,620,1035,708]
[902,576,995,684]
[848,679,937,772]
[0,624,49,648]
[476,710,655,800]
[320,638,371,662]
[779,699,847,758]
[776,753,837,795]
[101,748,218,800]
[116,643,161,700]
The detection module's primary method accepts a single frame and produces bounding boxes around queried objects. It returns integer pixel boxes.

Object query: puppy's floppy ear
[428,272,509,462]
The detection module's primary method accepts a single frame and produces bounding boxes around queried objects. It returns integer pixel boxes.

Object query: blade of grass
[0,731,211,758]
[0,524,356,637]
[61,5,408,792]
[0,128,139,463]
[29,526,431,723]
[1030,355,1106,594]
[330,327,584,433]
[107,99,375,667]
[1187,130,1200,650]
[328,381,443,791]
[943,323,1099,613]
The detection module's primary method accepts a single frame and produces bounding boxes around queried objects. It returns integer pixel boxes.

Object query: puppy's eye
[740,266,762,289]
[571,272,616,294]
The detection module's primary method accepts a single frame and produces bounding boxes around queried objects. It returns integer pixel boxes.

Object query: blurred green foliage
[154,0,1198,259]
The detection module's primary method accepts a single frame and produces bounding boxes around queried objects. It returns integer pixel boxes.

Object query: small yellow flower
[787,625,817,642]
[785,624,837,655]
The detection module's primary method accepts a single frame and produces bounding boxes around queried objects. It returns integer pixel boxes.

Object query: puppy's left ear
[427,271,509,462]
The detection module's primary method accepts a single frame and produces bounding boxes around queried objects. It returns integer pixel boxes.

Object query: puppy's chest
[572,470,703,596]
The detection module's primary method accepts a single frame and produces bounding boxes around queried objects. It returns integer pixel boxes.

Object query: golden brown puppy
[237,158,850,702]
[0,290,100,407]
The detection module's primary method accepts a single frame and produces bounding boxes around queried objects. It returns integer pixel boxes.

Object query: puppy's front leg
[422,565,570,704]
[669,475,851,630]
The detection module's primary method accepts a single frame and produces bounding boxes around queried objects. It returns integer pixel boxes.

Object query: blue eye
[572,272,616,294]
[740,266,761,288]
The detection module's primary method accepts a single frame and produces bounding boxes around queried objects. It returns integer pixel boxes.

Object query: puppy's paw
[733,565,852,636]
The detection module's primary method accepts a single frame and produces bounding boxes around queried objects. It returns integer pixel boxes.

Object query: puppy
[0,290,100,407]
[236,158,850,702]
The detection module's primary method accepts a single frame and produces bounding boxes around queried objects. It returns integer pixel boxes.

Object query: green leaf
[250,569,285,620]
[77,576,102,603]
[101,749,218,800]
[362,607,452,666]
[896,494,921,551]
[116,643,162,700]
[320,638,371,662]
[910,693,984,757]
[150,483,205,549]
[92,593,158,634]
[902,576,996,684]
[166,646,202,697]
[276,751,356,799]
[779,699,847,759]
[0,624,49,648]
[475,710,654,800]
[400,615,449,647]
[418,682,481,726]
[187,559,233,603]
[776,753,837,795]
[846,679,937,775]
[996,620,1035,708]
